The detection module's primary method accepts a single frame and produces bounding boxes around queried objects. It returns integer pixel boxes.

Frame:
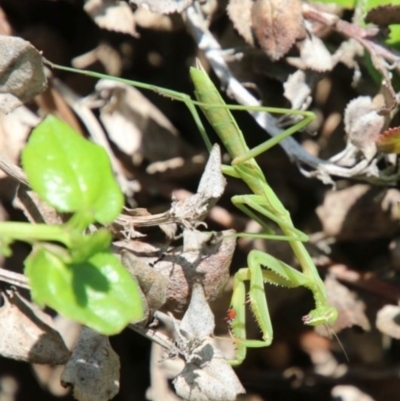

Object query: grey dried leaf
[0,289,70,364]
[315,275,370,336]
[288,34,333,72]
[84,0,139,37]
[61,327,120,401]
[344,96,385,161]
[95,79,192,163]
[331,385,375,401]
[376,304,400,339]
[129,0,193,14]
[227,0,254,46]
[0,36,47,113]
[251,0,304,61]
[180,282,214,339]
[172,144,226,225]
[172,284,245,401]
[283,70,312,110]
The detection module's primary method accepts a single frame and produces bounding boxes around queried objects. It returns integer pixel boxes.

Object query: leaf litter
[4,1,400,400]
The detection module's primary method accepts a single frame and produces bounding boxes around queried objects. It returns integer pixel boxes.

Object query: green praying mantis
[47,60,338,366]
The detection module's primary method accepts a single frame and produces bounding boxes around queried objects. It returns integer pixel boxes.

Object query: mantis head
[302,305,338,327]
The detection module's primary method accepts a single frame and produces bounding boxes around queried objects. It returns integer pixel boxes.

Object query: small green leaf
[22,115,123,224]
[69,228,112,262]
[25,246,143,335]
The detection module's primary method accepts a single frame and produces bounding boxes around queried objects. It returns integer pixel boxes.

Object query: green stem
[0,222,71,247]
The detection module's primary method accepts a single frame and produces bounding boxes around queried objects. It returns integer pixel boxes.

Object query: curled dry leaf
[376,304,400,339]
[0,289,70,364]
[95,79,193,164]
[120,250,168,323]
[0,36,47,113]
[84,0,139,37]
[251,0,304,61]
[344,96,385,161]
[129,0,193,14]
[316,184,400,241]
[61,327,120,401]
[315,275,370,336]
[113,144,225,238]
[172,284,245,401]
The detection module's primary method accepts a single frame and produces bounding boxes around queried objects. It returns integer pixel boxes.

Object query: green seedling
[46,60,338,365]
[0,115,143,335]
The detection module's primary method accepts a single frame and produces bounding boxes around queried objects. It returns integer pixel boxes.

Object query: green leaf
[309,0,355,8]
[22,115,123,224]
[25,246,144,335]
[69,228,112,262]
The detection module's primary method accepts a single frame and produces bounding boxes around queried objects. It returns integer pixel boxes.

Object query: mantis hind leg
[229,250,310,365]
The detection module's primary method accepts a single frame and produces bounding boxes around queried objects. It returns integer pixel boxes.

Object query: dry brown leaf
[0,106,38,179]
[365,4,400,27]
[95,79,193,163]
[84,0,139,37]
[61,327,120,401]
[316,184,400,241]
[129,0,193,14]
[32,317,81,397]
[0,35,47,113]
[251,0,304,60]
[0,7,13,36]
[14,186,63,225]
[227,0,254,46]
[0,289,70,364]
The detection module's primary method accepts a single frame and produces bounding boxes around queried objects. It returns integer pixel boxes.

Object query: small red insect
[225,307,237,326]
